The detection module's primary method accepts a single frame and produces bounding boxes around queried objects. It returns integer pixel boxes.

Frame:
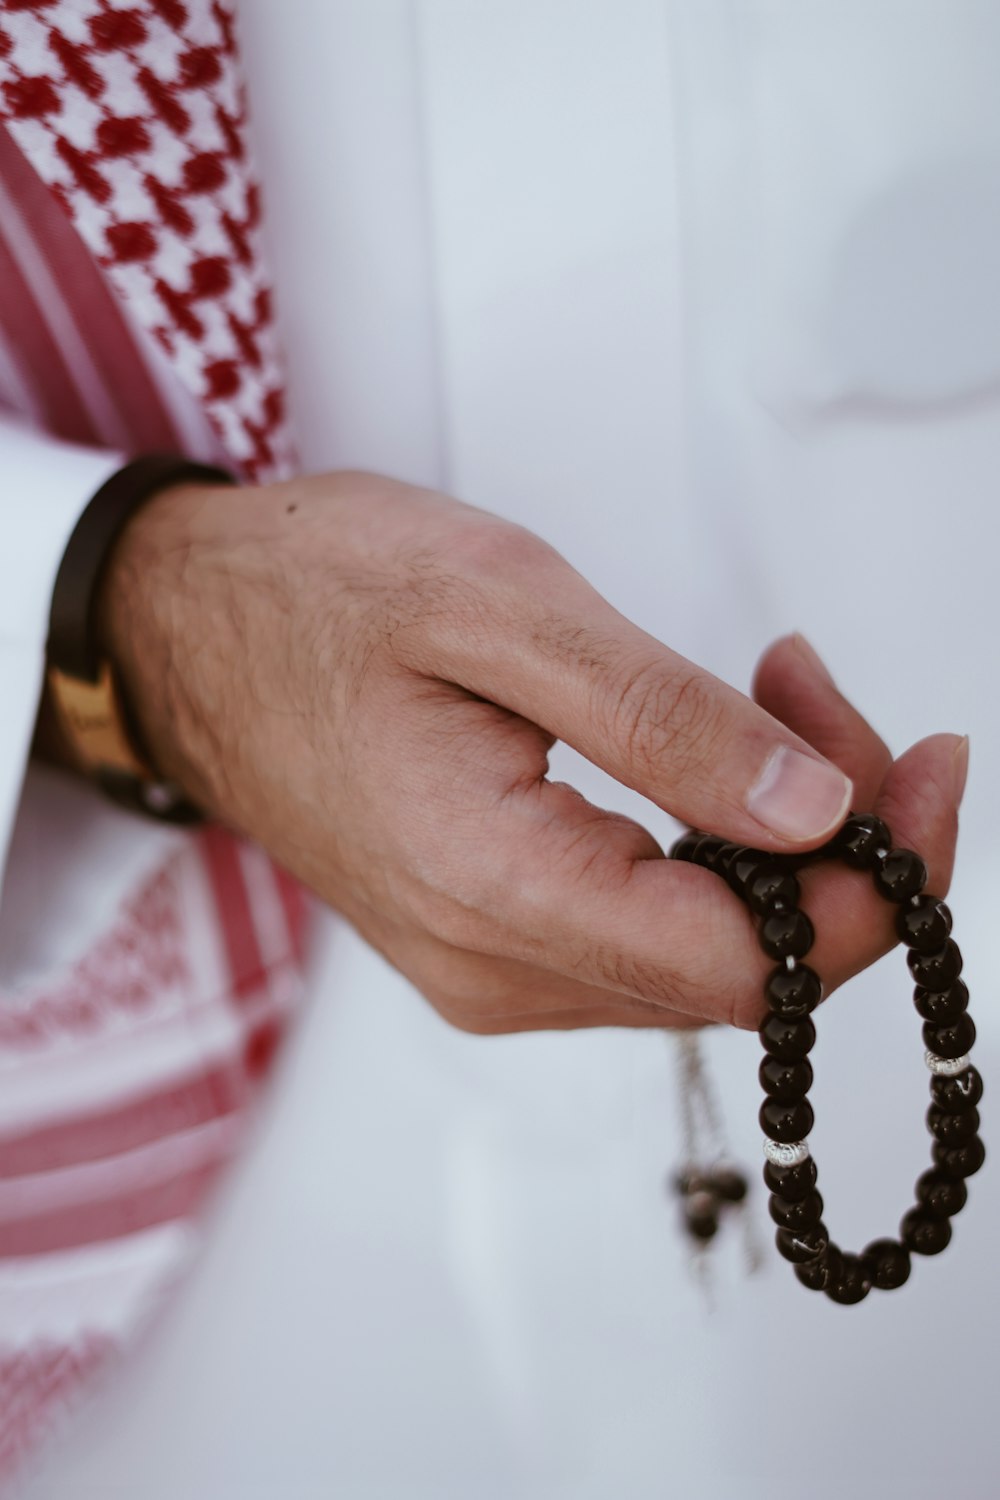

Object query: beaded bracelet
[668,813,985,1305]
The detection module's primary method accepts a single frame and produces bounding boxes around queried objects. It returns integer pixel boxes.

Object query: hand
[98,471,967,1034]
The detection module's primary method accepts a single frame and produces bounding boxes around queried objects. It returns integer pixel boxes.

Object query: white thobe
[5,4,1000,1498]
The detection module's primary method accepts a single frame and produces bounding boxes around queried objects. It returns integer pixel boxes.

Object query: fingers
[798,730,967,997]
[436,773,766,1027]
[373,521,965,1035]
[413,528,853,853]
[874,732,967,896]
[408,731,966,1036]
[401,934,706,1035]
[752,633,893,810]
[696,636,963,1006]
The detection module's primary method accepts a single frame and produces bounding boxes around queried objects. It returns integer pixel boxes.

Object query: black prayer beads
[669,813,985,1304]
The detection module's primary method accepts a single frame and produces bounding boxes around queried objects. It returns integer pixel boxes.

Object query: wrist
[95,476,258,817]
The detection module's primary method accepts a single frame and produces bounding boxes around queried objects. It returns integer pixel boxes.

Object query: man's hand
[97,471,967,1034]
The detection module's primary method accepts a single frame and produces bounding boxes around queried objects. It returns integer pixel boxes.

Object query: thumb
[428,538,852,851]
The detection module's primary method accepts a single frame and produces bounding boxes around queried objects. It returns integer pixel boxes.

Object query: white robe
[11,2,1000,1496]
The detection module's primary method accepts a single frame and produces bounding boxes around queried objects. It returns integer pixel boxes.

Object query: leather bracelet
[45,452,235,822]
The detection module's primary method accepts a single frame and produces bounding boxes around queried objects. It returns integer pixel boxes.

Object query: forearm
[94,474,313,825]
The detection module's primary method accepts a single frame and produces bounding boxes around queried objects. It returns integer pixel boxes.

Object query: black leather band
[47,453,234,682]
[45,453,234,821]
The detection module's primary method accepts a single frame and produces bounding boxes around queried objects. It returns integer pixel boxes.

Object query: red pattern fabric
[0,1332,118,1483]
[0,2,314,1486]
[0,854,189,1051]
[0,0,294,481]
[0,114,180,448]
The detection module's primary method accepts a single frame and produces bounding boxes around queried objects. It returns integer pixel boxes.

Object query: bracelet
[669,812,985,1305]
[45,452,235,822]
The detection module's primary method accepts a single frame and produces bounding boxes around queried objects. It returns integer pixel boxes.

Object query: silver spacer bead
[785,954,797,972]
[924,1050,971,1077]
[874,847,890,861]
[762,1138,811,1168]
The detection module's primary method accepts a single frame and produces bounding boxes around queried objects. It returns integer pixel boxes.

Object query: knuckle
[401,879,490,951]
[401,933,516,1035]
[377,520,561,670]
[382,811,522,952]
[606,660,727,784]
[444,517,561,584]
[394,829,550,961]
[542,784,665,873]
[396,843,535,958]
[425,988,504,1035]
[526,616,622,676]
[581,944,687,1011]
[528,819,631,904]
[421,969,533,1036]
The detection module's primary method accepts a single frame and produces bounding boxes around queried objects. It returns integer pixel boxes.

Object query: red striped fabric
[0,120,180,452]
[0,1148,238,1259]
[199,824,269,1004]
[0,2,312,1483]
[0,178,96,444]
[0,1058,248,1179]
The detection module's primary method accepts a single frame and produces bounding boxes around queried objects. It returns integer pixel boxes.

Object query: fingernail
[746,746,853,842]
[952,735,970,804]
[791,632,836,687]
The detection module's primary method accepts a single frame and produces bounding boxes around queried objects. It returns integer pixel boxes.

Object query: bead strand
[669,813,985,1304]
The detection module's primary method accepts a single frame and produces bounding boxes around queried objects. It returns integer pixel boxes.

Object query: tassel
[667,1031,762,1301]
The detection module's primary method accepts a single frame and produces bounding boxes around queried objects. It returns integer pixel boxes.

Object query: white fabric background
[20,2,1000,1497]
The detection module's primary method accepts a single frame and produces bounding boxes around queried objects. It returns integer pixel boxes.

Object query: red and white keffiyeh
[0,0,291,478]
[0,0,311,1484]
